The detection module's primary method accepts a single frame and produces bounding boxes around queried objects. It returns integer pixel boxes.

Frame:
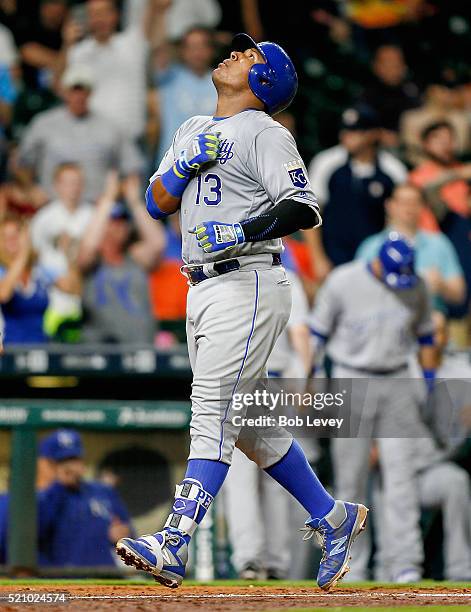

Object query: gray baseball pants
[186,258,293,468]
[330,363,424,580]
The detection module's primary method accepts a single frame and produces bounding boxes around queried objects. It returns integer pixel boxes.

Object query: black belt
[184,253,282,286]
[334,361,408,376]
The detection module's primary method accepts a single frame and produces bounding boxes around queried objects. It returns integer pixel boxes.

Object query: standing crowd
[0,0,470,582]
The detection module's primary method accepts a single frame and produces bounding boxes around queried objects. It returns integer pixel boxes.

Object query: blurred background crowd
[0,0,470,348]
[0,0,471,584]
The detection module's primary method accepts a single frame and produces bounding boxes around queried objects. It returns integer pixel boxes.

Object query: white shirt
[122,0,221,40]
[31,199,93,269]
[31,199,93,315]
[0,24,16,67]
[68,27,148,139]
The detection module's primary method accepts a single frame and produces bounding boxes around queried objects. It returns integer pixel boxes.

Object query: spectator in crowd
[16,0,69,91]
[78,173,165,344]
[0,215,80,344]
[65,0,168,140]
[409,122,471,224]
[345,0,429,56]
[0,21,17,67]
[306,104,407,280]
[360,45,420,148]
[356,183,465,311]
[400,77,470,165]
[0,19,17,177]
[0,0,31,35]
[148,214,188,344]
[0,50,15,125]
[409,121,471,327]
[38,429,132,567]
[152,26,217,165]
[31,162,93,340]
[123,0,221,42]
[0,58,17,180]
[163,0,221,42]
[17,64,143,202]
[0,146,48,220]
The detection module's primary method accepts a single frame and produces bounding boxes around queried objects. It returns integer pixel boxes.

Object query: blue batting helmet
[378,232,417,290]
[232,33,298,115]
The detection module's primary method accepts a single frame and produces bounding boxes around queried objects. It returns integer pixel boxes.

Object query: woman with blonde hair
[0,216,80,345]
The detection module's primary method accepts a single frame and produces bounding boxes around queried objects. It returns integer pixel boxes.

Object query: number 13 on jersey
[195,173,222,206]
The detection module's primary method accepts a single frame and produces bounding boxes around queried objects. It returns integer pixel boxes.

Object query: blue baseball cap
[110,202,131,220]
[39,429,83,461]
[340,104,380,131]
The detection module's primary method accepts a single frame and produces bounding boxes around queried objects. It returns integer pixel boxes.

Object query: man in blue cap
[38,429,131,567]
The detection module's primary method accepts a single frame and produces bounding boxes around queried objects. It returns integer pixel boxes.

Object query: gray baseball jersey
[151,110,320,264]
[311,260,433,370]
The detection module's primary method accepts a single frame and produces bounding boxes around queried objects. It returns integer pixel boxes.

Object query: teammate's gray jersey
[310,261,434,370]
[151,110,320,264]
[267,270,309,375]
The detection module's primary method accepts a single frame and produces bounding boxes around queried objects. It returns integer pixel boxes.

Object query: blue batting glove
[189,221,245,253]
[177,132,221,175]
[161,132,220,198]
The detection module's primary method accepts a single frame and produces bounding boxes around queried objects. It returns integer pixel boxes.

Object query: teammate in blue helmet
[378,232,418,290]
[231,33,298,115]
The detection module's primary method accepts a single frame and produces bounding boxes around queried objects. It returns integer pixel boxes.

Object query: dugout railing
[0,344,203,577]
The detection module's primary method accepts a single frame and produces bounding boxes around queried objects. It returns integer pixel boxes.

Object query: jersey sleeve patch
[285,160,309,189]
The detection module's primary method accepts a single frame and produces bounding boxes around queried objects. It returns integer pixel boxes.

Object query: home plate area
[1,584,471,611]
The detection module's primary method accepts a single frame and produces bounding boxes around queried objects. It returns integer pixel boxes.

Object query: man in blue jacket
[38,429,131,567]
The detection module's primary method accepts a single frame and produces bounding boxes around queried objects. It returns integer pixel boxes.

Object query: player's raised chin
[212,48,265,90]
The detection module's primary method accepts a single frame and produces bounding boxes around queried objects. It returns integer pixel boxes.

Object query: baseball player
[117,34,368,590]
[310,233,438,581]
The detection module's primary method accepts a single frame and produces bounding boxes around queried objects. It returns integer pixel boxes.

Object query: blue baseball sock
[184,458,229,497]
[164,459,229,542]
[265,440,334,519]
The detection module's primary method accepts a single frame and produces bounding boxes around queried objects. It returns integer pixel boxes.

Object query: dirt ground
[0,584,471,611]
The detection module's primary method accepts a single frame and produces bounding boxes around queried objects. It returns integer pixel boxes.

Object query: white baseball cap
[62,64,95,90]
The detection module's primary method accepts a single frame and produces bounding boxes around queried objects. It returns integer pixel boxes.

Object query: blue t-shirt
[155,64,217,164]
[0,265,58,344]
[0,65,16,138]
[38,481,131,567]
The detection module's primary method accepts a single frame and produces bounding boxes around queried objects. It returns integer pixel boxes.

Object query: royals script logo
[217,139,235,164]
